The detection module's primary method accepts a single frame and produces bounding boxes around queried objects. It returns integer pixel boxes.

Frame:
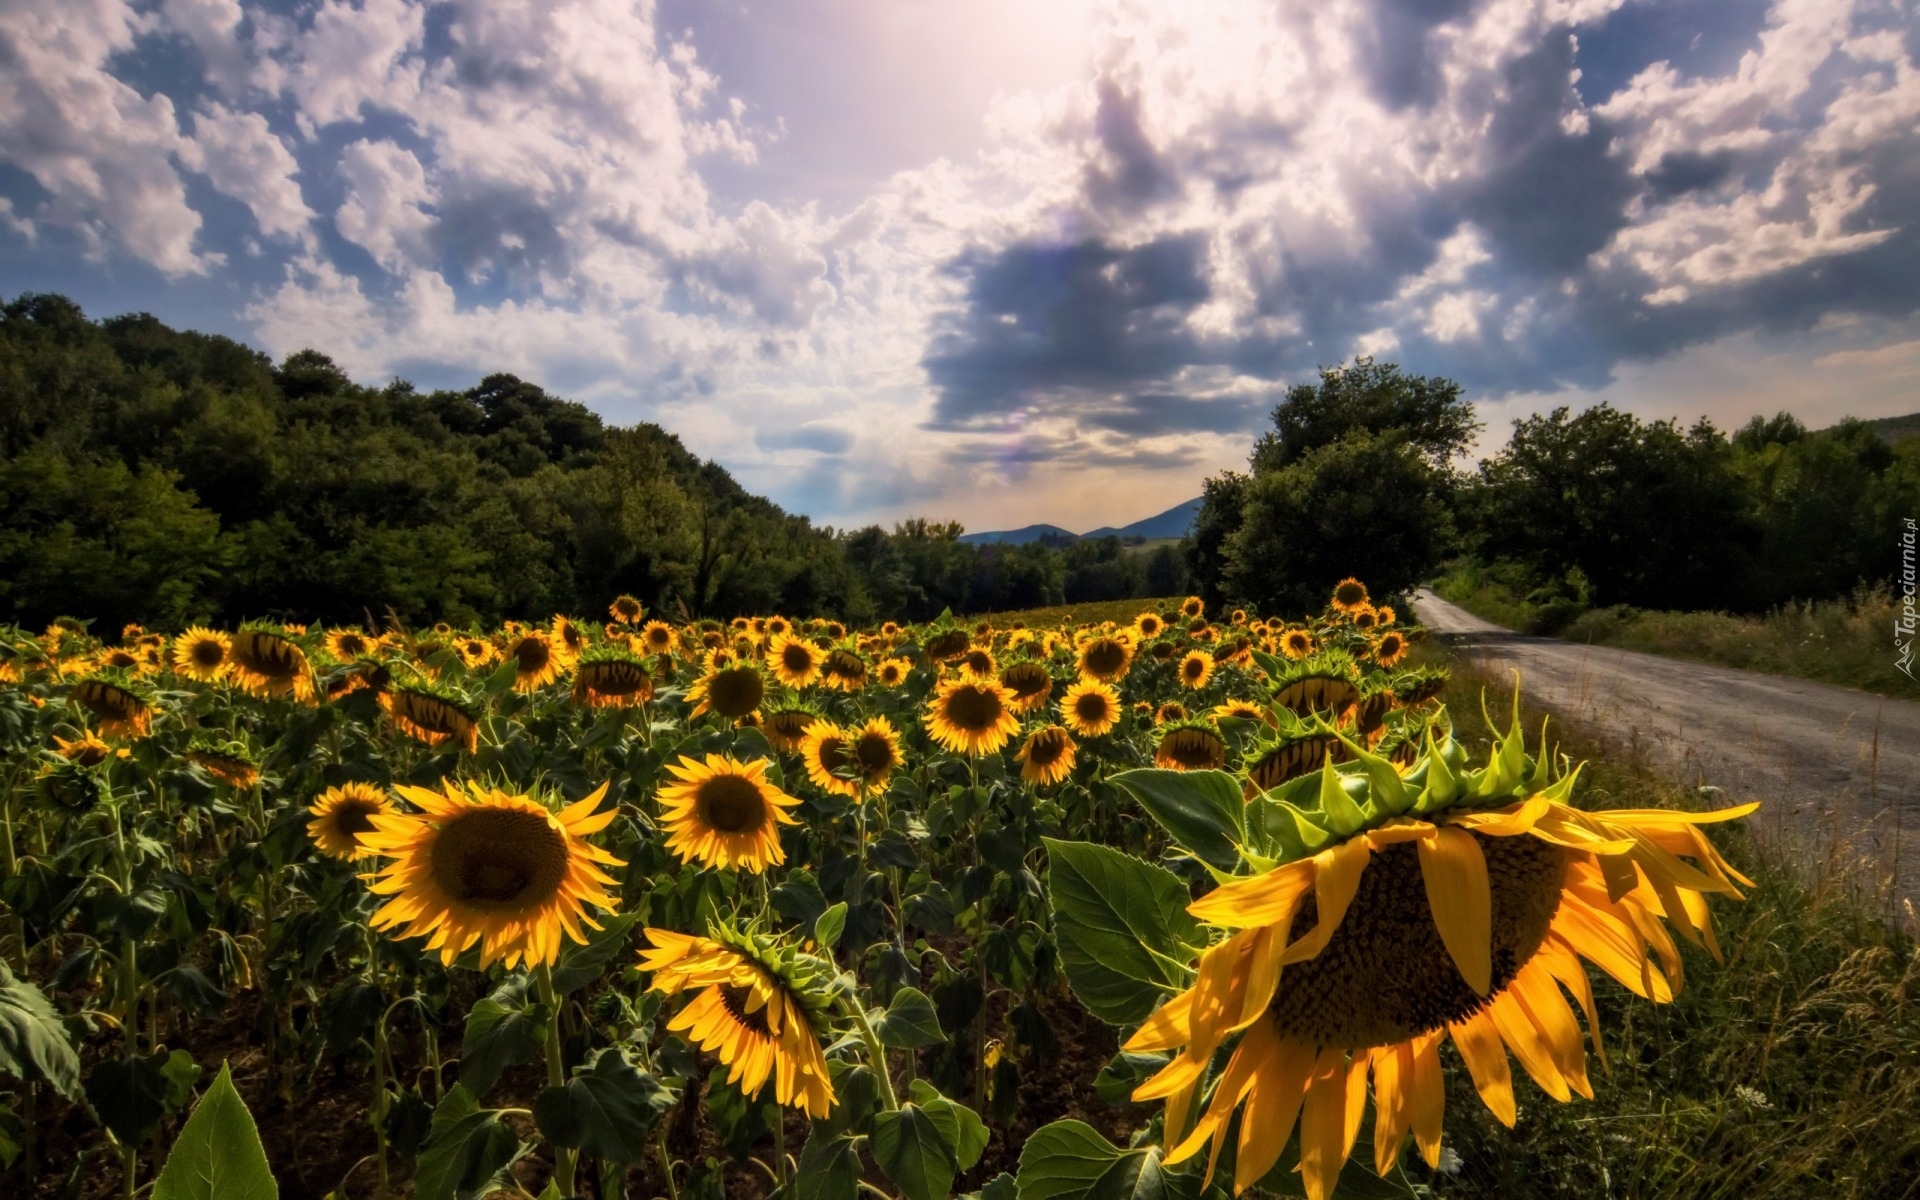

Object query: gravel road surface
[1411,588,1920,899]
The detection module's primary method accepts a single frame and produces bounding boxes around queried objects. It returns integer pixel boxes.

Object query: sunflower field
[0,581,1756,1200]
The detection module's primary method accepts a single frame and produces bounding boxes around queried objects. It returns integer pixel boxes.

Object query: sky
[3,0,1918,534]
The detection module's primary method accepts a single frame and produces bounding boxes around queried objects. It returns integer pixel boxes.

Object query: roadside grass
[1431,562,1918,700]
[1408,644,1920,1199]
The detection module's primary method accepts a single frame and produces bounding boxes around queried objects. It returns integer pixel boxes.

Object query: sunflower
[325,628,377,662]
[1279,629,1319,661]
[1270,653,1362,721]
[1135,613,1165,640]
[639,927,835,1118]
[52,731,121,767]
[573,646,656,708]
[762,704,821,753]
[921,627,972,663]
[1129,715,1755,1200]
[688,662,767,721]
[658,754,800,872]
[504,630,564,692]
[552,615,589,662]
[763,616,792,640]
[71,676,151,738]
[362,780,623,970]
[1155,721,1228,771]
[230,628,316,703]
[1178,649,1216,690]
[308,782,395,860]
[879,621,903,639]
[873,657,913,688]
[1245,733,1351,796]
[1376,605,1397,627]
[1330,577,1370,613]
[958,647,997,680]
[1155,701,1190,724]
[1076,635,1133,683]
[1350,604,1380,632]
[799,722,859,798]
[1372,631,1410,668]
[94,647,142,673]
[171,627,232,682]
[1016,725,1077,786]
[847,717,903,794]
[637,620,678,658]
[999,661,1055,713]
[822,648,870,692]
[610,594,646,625]
[1213,699,1270,725]
[184,738,261,789]
[767,634,825,689]
[1060,678,1122,738]
[924,676,1021,757]
[380,683,481,752]
[1181,596,1206,619]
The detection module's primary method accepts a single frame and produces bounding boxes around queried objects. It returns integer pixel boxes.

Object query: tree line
[1189,356,1920,617]
[0,294,1184,631]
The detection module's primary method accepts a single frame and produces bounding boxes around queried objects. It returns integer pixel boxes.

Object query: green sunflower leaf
[152,1062,276,1200]
[1043,839,1201,1026]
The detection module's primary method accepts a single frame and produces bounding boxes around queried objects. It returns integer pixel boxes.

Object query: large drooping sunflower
[572,646,656,708]
[658,754,801,873]
[799,721,859,798]
[821,647,870,692]
[924,676,1021,756]
[1060,678,1121,737]
[71,675,152,738]
[183,737,261,789]
[766,634,825,689]
[761,703,822,753]
[307,782,396,860]
[1128,714,1756,1199]
[380,684,481,752]
[1016,725,1077,786]
[687,662,767,721]
[171,628,232,682]
[361,780,623,970]
[1155,720,1228,771]
[639,927,835,1117]
[229,628,316,703]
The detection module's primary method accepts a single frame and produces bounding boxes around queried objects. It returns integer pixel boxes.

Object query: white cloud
[0,0,209,274]
[334,139,434,272]
[182,103,313,241]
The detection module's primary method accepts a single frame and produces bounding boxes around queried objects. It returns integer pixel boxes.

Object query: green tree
[1223,431,1454,614]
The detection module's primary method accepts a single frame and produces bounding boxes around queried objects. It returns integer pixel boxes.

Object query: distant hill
[1861,411,1920,443]
[958,523,1078,546]
[962,497,1201,546]
[1084,497,1204,540]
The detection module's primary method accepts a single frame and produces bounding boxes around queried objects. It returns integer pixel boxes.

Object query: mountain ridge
[961,497,1201,546]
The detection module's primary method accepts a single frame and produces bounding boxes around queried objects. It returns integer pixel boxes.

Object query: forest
[0,295,1182,632]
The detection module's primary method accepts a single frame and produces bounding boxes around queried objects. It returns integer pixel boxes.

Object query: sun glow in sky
[3,0,1917,533]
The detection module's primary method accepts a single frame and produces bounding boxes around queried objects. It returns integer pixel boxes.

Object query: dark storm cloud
[1357,0,1476,110]
[921,232,1219,427]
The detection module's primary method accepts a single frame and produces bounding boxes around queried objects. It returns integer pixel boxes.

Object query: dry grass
[1406,646,1920,1199]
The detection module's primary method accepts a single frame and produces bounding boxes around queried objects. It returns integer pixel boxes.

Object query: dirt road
[1410,589,1920,898]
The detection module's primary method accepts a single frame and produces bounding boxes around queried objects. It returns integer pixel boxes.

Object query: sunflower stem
[534,962,578,1196]
[655,1123,680,1200]
[839,996,899,1111]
